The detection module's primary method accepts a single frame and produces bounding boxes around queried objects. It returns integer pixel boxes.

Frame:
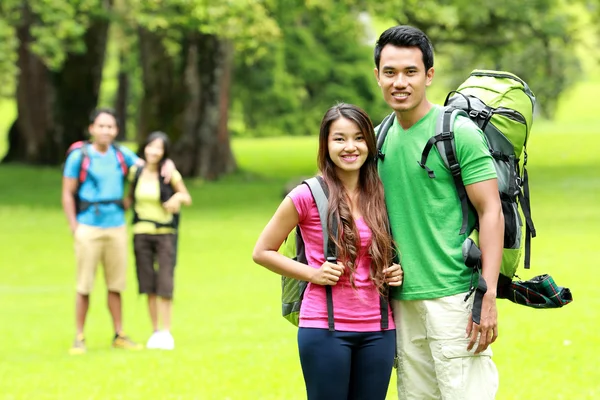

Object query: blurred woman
[127,132,192,350]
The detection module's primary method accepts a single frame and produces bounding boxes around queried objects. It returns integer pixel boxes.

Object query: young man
[373,26,504,399]
[62,108,142,354]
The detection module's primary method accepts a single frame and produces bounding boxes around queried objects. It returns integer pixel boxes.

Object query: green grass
[0,124,599,399]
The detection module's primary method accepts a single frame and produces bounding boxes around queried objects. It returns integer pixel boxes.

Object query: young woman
[127,132,192,350]
[252,103,403,400]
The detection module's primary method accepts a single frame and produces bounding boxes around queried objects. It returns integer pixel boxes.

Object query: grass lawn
[0,118,599,398]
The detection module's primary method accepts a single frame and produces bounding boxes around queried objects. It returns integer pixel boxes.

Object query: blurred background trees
[0,0,596,178]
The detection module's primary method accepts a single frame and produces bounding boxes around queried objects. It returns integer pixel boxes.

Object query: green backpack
[279,176,390,330]
[376,70,537,295]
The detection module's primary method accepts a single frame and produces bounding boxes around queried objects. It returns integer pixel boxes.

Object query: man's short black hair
[374,25,434,72]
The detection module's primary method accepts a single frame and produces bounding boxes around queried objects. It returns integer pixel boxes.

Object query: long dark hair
[141,131,170,165]
[317,103,394,292]
[141,131,173,202]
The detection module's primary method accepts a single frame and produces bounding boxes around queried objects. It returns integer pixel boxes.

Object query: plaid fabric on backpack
[505,274,573,308]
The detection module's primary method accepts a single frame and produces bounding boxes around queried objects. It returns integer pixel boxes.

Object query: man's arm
[465,178,504,354]
[62,177,79,235]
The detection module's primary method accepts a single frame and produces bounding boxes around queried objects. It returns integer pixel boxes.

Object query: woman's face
[327,117,368,176]
[144,138,165,166]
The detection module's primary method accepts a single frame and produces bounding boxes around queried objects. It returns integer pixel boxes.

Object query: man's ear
[425,67,435,87]
[374,68,381,86]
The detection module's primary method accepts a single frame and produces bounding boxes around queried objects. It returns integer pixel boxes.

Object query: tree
[127,0,280,178]
[232,0,390,138]
[1,0,111,164]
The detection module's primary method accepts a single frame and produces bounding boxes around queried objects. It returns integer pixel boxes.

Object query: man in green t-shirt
[373,26,504,399]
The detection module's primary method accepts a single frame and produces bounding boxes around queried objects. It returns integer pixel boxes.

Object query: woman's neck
[145,163,159,173]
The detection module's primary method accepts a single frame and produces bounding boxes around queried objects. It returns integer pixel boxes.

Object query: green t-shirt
[378,106,497,301]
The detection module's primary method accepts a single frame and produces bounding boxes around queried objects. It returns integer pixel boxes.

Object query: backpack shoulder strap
[419,106,470,234]
[130,165,144,224]
[376,113,395,161]
[78,142,91,185]
[112,143,129,176]
[132,164,144,191]
[303,176,335,261]
[303,175,336,331]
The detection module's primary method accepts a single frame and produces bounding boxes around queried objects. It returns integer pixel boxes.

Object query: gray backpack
[280,177,336,330]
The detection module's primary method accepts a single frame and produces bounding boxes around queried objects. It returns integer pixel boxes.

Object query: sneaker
[159,330,175,351]
[69,334,86,355]
[112,332,143,350]
[146,331,162,349]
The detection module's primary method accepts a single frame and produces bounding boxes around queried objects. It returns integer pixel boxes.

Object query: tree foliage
[0,0,596,171]
[232,1,389,137]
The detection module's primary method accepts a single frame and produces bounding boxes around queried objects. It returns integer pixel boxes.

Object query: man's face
[374,45,434,115]
[89,112,118,147]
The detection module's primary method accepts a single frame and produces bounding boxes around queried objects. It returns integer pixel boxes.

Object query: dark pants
[297,327,396,400]
[133,234,175,298]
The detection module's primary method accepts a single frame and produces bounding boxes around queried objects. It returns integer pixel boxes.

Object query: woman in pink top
[253,103,403,399]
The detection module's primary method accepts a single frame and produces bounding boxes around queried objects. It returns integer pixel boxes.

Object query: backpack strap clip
[417,160,436,179]
[449,163,461,176]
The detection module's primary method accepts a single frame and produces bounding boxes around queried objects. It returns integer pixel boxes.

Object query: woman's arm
[162,176,192,213]
[171,179,192,206]
[252,197,343,285]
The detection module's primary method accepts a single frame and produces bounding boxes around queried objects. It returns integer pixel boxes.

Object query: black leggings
[297,327,396,400]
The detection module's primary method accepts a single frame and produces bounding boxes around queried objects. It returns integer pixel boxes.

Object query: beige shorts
[74,224,127,295]
[392,292,499,400]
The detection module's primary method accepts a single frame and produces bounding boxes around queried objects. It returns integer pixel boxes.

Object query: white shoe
[146,331,162,349]
[158,330,175,350]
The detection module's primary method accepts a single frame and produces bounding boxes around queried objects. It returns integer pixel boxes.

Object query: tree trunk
[2,6,52,164]
[171,33,236,179]
[51,14,111,157]
[115,49,129,141]
[2,6,110,165]
[137,28,187,148]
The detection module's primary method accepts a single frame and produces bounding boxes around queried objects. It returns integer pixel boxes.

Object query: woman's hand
[163,194,182,214]
[310,261,345,286]
[384,263,403,286]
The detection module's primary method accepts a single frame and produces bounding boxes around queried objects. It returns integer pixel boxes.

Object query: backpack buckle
[469,110,479,119]
[441,130,452,140]
[449,163,461,176]
[479,108,491,119]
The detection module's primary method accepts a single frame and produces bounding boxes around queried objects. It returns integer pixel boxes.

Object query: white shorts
[392,292,499,400]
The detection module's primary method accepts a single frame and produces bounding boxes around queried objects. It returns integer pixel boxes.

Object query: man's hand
[466,291,498,354]
[70,222,79,236]
[160,159,176,183]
